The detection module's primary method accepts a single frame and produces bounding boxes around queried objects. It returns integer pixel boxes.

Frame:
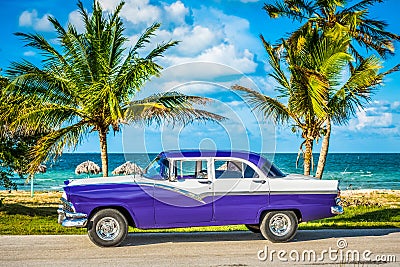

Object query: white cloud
[23,51,36,57]
[346,101,399,135]
[18,10,53,32]
[164,1,188,25]
[352,110,392,130]
[99,0,261,94]
[100,0,161,26]
[68,10,85,33]
[108,1,260,72]
[175,26,217,55]
[192,7,261,54]
[19,10,33,26]
[392,101,400,113]
[164,44,257,74]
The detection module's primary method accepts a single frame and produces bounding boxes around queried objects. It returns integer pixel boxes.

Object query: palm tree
[263,0,400,178]
[234,29,354,175]
[314,55,398,177]
[235,32,396,177]
[5,1,223,177]
[263,0,400,60]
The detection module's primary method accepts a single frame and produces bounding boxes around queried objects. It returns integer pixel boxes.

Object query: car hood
[65,175,139,187]
[282,173,320,180]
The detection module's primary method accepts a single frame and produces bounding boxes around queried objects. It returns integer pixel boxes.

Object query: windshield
[143,157,169,180]
[262,161,286,178]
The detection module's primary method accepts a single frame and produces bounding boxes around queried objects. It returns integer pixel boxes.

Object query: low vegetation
[0,190,398,235]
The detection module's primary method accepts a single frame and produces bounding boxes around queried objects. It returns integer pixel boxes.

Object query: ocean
[3,153,400,191]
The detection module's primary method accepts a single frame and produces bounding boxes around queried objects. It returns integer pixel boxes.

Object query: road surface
[1,229,399,266]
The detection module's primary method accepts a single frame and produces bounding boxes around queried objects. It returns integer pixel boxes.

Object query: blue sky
[1,0,399,153]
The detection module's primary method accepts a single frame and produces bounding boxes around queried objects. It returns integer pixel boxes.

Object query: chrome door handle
[252,179,266,184]
[198,180,212,184]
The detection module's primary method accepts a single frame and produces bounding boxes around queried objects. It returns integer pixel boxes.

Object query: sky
[0,0,399,154]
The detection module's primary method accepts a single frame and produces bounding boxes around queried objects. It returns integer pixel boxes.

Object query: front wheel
[88,209,128,247]
[260,211,298,242]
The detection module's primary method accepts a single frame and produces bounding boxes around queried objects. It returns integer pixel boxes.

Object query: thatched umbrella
[75,160,101,175]
[37,164,47,173]
[112,161,143,175]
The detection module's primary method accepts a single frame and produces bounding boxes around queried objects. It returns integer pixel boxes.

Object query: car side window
[214,160,259,179]
[172,160,208,180]
[243,164,259,178]
[214,160,243,178]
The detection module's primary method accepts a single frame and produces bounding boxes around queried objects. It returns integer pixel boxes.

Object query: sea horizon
[2,152,399,192]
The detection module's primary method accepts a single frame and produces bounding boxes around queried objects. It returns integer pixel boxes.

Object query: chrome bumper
[57,198,87,228]
[331,197,344,215]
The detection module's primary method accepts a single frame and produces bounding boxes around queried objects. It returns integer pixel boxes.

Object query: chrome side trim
[270,190,338,195]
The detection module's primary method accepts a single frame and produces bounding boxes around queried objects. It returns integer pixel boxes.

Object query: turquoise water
[3,153,400,191]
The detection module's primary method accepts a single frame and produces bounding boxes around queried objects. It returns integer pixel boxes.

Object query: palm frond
[133,22,161,52]
[145,40,180,61]
[6,61,80,106]
[232,85,294,124]
[125,92,224,127]
[263,0,315,20]
[260,35,291,96]
[329,55,384,124]
[342,0,384,13]
[27,121,89,174]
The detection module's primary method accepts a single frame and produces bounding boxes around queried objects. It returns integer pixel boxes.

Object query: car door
[154,158,213,225]
[212,158,269,223]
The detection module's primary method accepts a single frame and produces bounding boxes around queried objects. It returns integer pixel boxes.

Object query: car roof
[157,150,285,178]
[158,150,267,168]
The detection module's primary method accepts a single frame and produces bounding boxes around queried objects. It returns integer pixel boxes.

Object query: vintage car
[57,150,343,247]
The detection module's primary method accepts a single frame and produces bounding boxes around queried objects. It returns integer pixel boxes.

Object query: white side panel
[68,175,135,186]
[269,177,338,194]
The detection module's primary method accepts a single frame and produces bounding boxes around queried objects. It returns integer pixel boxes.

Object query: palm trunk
[99,128,109,177]
[316,118,331,179]
[303,139,313,176]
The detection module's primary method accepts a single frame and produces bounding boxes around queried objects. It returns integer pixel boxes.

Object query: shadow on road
[122,228,400,247]
[293,228,400,242]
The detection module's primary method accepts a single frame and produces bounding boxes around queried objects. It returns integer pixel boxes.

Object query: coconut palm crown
[263,0,400,60]
[5,1,224,177]
[252,0,400,177]
[233,28,391,175]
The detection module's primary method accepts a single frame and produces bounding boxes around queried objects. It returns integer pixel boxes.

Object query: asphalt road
[1,229,399,267]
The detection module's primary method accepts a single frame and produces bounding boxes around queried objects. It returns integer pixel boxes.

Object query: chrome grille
[60,198,74,212]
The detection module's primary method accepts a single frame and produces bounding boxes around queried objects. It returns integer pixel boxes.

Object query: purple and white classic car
[57,150,343,247]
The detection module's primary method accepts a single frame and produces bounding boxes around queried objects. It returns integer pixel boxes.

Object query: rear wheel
[260,211,298,242]
[245,224,260,233]
[88,209,128,247]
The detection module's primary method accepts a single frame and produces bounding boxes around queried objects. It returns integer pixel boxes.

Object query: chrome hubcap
[269,213,291,236]
[96,217,120,241]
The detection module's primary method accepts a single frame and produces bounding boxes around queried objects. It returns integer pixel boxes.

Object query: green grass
[0,191,399,235]
[300,206,400,229]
